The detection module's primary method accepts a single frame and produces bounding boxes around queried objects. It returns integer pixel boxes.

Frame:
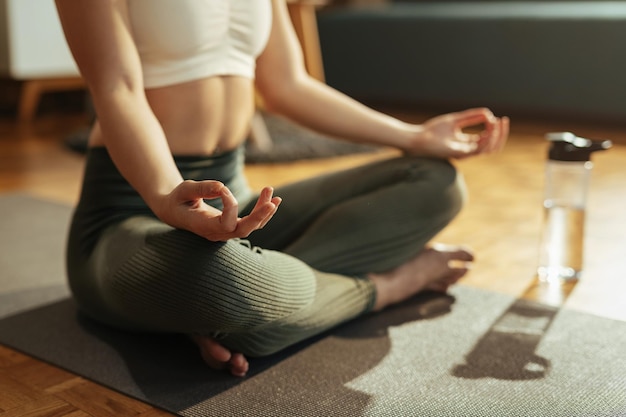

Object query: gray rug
[0,194,72,319]
[1,194,625,417]
[64,112,378,163]
[244,112,379,163]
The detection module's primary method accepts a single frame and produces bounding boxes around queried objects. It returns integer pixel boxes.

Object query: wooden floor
[1,109,625,416]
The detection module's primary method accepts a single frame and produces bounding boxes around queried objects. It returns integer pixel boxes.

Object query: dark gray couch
[317,1,626,122]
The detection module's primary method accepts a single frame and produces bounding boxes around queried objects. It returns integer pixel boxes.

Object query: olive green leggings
[67,147,465,356]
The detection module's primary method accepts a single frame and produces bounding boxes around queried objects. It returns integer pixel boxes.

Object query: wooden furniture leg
[18,77,85,123]
[250,0,328,148]
[287,0,327,82]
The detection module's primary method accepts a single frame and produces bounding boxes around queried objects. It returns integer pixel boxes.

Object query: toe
[229,353,249,377]
[455,249,474,263]
[198,337,232,362]
[191,336,250,377]
[192,336,231,370]
[432,243,475,262]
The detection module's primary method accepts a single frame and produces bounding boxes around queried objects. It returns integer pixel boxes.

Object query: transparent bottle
[537,132,611,283]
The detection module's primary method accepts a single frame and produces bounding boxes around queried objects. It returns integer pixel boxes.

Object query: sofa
[317,1,626,122]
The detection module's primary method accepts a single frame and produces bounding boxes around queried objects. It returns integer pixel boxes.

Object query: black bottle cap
[546,132,612,162]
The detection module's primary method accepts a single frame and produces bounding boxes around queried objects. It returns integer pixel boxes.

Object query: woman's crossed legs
[195,155,475,375]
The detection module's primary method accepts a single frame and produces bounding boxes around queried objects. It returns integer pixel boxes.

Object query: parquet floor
[1,109,625,416]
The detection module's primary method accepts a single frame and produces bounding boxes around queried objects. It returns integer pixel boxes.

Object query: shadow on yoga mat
[0,290,455,416]
[1,194,625,416]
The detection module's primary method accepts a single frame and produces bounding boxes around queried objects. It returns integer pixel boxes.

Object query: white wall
[0,0,79,79]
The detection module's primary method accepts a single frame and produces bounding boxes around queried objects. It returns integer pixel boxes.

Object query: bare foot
[368,244,474,311]
[191,335,249,377]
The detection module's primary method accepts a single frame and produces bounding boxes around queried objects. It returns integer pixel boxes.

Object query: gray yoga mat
[1,194,625,417]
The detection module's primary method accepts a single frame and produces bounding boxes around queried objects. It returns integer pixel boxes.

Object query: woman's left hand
[406,108,509,159]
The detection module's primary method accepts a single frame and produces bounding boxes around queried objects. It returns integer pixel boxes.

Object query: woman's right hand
[156,180,282,242]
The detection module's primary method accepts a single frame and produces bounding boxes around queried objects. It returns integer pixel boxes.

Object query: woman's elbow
[256,83,288,115]
[256,71,308,115]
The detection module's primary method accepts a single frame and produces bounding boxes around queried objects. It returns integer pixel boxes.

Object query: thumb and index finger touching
[452,108,510,151]
[174,180,239,230]
[178,180,282,236]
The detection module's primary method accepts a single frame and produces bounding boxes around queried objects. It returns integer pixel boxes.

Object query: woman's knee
[95,231,317,334]
[401,156,467,221]
[183,244,318,332]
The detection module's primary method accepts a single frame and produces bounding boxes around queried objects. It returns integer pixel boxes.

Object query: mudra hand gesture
[158,182,282,242]
[408,108,509,159]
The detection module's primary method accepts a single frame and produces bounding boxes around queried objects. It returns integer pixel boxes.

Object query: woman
[55,0,509,377]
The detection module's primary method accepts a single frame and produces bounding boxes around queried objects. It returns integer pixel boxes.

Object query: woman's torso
[90,0,272,155]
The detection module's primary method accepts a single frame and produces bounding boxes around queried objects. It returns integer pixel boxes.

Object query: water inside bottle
[537,203,585,282]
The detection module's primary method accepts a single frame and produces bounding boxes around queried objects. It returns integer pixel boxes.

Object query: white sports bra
[127,0,272,88]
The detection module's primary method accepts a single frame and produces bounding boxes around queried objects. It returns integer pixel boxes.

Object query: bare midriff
[89,75,256,156]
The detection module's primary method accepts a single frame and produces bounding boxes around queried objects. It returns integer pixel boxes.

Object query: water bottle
[537,132,612,283]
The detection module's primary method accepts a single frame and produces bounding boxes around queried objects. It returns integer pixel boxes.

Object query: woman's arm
[55,0,280,241]
[255,0,508,158]
[56,0,182,208]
